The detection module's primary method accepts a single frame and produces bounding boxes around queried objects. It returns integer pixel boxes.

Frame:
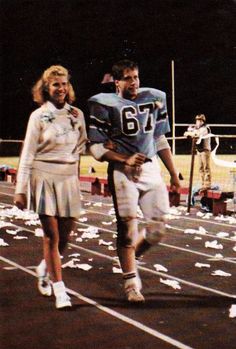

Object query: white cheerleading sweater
[15,101,87,194]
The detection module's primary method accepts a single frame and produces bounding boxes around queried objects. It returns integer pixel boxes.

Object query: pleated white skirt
[30,161,81,218]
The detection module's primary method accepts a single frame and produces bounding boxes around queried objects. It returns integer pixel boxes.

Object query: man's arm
[157,147,181,192]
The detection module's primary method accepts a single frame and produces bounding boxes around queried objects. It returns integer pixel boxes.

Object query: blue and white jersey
[88,88,170,158]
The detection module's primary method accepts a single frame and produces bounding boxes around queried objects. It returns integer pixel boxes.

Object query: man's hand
[170,174,181,193]
[14,193,27,210]
[125,153,147,167]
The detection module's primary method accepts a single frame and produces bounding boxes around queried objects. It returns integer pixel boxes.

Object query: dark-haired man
[88,60,180,302]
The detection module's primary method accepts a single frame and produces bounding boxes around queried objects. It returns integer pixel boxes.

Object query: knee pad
[145,219,165,245]
[117,217,138,248]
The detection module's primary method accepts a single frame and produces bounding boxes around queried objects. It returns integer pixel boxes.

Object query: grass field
[1,155,235,191]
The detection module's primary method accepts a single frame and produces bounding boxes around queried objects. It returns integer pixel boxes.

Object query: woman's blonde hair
[32,65,75,105]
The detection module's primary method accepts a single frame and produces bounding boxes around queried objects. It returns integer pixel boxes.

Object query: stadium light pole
[171,60,176,155]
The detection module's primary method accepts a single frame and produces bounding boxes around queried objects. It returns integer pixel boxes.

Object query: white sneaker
[36,265,52,297]
[125,285,145,303]
[55,293,72,309]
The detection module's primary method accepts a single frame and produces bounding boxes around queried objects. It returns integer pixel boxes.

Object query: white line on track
[81,198,236,229]
[0,255,195,349]
[76,221,236,265]
[2,219,235,298]
[68,243,236,299]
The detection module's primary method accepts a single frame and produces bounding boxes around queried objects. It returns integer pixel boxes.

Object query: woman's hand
[14,193,27,210]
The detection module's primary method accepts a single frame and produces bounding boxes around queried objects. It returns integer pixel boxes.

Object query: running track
[0,182,235,349]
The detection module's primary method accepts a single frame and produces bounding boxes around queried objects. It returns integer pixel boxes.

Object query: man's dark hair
[112,60,139,80]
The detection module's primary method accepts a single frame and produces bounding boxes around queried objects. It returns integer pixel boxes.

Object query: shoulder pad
[88,93,119,107]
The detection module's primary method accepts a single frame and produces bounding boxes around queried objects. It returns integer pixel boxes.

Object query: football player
[88,60,180,302]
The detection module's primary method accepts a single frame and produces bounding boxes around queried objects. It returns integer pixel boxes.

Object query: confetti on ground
[0,238,9,246]
[108,208,115,215]
[84,202,91,206]
[205,240,223,250]
[215,215,236,225]
[70,231,78,236]
[77,226,99,234]
[184,229,196,235]
[195,262,211,268]
[76,237,83,242]
[112,266,122,273]
[216,232,229,238]
[198,226,207,235]
[102,221,113,225]
[68,253,80,258]
[81,231,100,239]
[233,245,236,252]
[160,278,181,290]
[13,236,28,240]
[99,239,113,246]
[25,220,41,226]
[194,236,202,240]
[229,304,236,318]
[76,263,93,271]
[93,202,102,207]
[153,264,168,272]
[6,229,18,235]
[0,221,14,228]
[211,270,232,277]
[35,228,44,237]
[108,245,116,251]
[79,217,88,222]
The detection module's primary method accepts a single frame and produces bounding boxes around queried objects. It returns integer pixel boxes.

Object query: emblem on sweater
[40,111,55,123]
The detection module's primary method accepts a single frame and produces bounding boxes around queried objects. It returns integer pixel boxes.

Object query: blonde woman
[14,65,87,309]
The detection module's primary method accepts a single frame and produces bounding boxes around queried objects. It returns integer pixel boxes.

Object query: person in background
[88,59,180,303]
[184,114,212,191]
[14,65,87,309]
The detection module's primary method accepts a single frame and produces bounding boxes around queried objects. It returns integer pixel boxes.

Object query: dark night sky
[1,0,236,139]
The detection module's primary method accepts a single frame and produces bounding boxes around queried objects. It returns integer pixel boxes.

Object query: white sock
[52,281,66,297]
[37,259,47,276]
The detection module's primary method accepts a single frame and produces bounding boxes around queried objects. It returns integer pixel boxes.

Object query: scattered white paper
[184,229,196,235]
[68,253,80,258]
[93,202,102,207]
[160,278,181,290]
[76,263,93,271]
[70,230,78,236]
[229,304,236,318]
[0,221,14,228]
[211,270,232,277]
[233,245,236,252]
[154,264,168,272]
[81,231,100,239]
[102,221,113,225]
[196,211,205,217]
[13,236,28,240]
[35,228,44,237]
[84,202,91,206]
[88,258,93,262]
[198,226,207,235]
[216,232,229,238]
[76,237,83,242]
[205,240,223,250]
[108,208,115,215]
[6,229,18,235]
[194,236,202,240]
[79,217,88,222]
[112,266,122,273]
[62,260,78,268]
[99,239,113,246]
[195,262,211,268]
[0,238,9,246]
[108,245,116,251]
